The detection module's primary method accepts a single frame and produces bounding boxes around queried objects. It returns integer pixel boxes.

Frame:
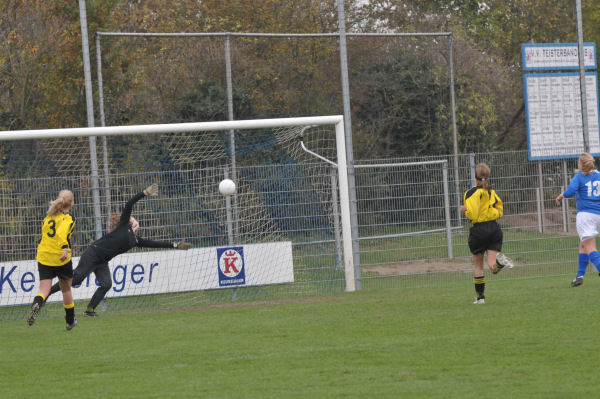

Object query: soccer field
[2,275,598,398]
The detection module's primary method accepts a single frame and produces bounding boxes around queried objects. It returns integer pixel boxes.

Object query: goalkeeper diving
[44,183,191,317]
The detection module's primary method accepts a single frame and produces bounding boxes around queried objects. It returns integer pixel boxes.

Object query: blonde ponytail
[47,190,74,217]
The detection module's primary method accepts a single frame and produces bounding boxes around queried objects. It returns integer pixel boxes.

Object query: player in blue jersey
[556,152,600,287]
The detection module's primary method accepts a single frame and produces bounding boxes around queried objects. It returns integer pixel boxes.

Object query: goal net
[0,116,355,321]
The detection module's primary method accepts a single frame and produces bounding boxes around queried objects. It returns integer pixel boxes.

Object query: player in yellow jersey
[28,189,78,330]
[45,183,190,317]
[461,163,511,304]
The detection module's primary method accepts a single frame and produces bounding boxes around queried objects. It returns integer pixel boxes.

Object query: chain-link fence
[0,145,583,320]
[355,150,580,289]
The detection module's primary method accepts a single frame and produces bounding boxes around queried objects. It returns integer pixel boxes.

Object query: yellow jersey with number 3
[36,213,75,266]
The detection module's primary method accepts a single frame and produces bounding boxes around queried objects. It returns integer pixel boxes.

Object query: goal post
[0,116,357,320]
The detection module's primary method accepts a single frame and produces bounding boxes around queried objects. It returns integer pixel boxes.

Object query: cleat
[473,297,485,305]
[571,277,583,287]
[494,253,514,274]
[66,317,78,331]
[496,253,514,268]
[84,311,99,317]
[27,302,40,326]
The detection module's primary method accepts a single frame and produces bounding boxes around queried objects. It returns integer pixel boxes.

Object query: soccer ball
[219,179,236,196]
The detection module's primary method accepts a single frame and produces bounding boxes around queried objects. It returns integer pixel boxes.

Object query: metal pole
[78,0,103,239]
[225,34,239,242]
[562,160,570,232]
[442,161,453,258]
[330,166,343,271]
[337,0,361,291]
[223,168,234,245]
[223,166,236,301]
[536,187,543,233]
[560,185,568,232]
[576,0,589,152]
[95,33,112,230]
[448,34,462,227]
[469,153,476,183]
[537,161,545,233]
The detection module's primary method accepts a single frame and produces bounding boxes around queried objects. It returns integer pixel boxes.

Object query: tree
[171,78,254,122]
[352,47,449,157]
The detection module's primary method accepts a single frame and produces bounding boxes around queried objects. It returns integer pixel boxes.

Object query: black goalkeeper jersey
[89,191,172,261]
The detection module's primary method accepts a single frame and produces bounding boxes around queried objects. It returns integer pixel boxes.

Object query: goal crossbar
[0,116,344,141]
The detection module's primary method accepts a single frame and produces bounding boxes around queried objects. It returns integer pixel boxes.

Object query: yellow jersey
[463,186,503,224]
[36,213,75,266]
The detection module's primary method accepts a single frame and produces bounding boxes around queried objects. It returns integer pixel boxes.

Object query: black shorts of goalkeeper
[38,260,74,281]
[468,220,503,255]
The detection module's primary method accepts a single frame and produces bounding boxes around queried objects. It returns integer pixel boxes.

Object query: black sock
[65,307,75,324]
[474,275,485,298]
[33,294,45,308]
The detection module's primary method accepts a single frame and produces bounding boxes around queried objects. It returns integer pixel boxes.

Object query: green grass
[2,275,598,398]
[357,226,580,266]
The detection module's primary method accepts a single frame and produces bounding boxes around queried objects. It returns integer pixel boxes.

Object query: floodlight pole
[95,33,112,229]
[576,0,589,152]
[337,0,361,291]
[448,34,461,229]
[224,34,240,242]
[78,0,104,239]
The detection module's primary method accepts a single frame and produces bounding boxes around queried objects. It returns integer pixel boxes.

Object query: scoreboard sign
[522,42,600,160]
[523,72,600,159]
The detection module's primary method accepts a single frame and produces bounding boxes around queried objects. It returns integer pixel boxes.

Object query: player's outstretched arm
[136,237,191,250]
[174,240,192,250]
[117,184,158,227]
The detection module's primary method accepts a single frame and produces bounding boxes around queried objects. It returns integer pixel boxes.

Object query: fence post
[560,185,569,233]
[330,166,343,271]
[562,160,570,232]
[537,161,545,233]
[469,153,475,183]
[536,187,543,233]
[443,161,453,258]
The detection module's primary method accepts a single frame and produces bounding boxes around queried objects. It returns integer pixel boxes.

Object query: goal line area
[0,116,356,321]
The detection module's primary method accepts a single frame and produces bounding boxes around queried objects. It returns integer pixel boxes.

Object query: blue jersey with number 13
[563,170,600,215]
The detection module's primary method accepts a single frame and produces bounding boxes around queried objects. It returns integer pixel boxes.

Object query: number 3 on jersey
[47,219,56,237]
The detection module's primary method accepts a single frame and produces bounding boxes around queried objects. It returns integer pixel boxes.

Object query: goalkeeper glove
[174,240,191,250]
[143,183,159,196]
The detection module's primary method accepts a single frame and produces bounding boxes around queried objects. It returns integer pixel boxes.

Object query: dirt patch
[362,259,473,276]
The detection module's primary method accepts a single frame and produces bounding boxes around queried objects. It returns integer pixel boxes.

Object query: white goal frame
[0,115,358,292]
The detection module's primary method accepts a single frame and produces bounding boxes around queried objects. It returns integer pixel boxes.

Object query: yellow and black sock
[474,275,485,299]
[64,302,75,324]
[33,293,45,307]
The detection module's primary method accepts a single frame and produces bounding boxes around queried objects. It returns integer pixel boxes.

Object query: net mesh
[0,122,345,321]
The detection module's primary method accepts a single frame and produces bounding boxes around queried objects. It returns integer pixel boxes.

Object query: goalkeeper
[45,184,191,317]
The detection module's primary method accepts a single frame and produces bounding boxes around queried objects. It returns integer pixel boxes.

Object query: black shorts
[38,260,73,281]
[468,221,503,255]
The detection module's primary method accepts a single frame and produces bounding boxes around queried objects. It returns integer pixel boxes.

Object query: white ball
[219,179,236,196]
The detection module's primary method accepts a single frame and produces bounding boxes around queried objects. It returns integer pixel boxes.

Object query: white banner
[0,241,294,306]
[522,42,597,70]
